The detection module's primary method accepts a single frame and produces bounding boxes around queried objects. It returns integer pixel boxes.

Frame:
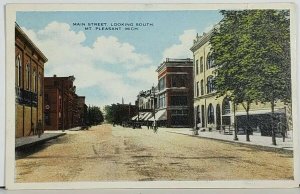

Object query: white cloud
[93,36,152,69]
[162,29,196,61]
[21,21,154,106]
[127,66,157,86]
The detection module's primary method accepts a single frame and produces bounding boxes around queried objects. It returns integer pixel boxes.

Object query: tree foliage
[87,106,104,125]
[104,104,137,124]
[210,10,291,144]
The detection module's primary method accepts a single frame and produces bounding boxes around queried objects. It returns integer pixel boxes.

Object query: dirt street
[16,124,293,182]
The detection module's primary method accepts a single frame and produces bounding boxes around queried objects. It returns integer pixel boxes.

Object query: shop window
[207,103,215,124]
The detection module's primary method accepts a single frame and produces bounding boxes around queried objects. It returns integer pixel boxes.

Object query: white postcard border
[5,3,299,189]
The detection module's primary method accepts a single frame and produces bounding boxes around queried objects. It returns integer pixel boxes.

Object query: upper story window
[200,79,204,95]
[170,96,188,106]
[206,53,215,69]
[33,69,37,93]
[195,59,199,75]
[39,72,42,95]
[207,76,215,94]
[158,77,166,91]
[16,55,22,87]
[200,57,204,73]
[26,63,30,90]
[170,74,186,88]
[159,93,166,108]
[196,81,199,97]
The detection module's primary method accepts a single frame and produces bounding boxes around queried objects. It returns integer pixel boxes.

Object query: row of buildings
[134,28,292,136]
[15,23,87,138]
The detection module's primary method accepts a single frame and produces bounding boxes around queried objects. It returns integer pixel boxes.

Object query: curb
[15,133,66,150]
[166,131,293,154]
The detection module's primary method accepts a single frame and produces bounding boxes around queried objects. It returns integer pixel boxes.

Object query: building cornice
[194,92,218,100]
[15,22,48,62]
[156,58,193,73]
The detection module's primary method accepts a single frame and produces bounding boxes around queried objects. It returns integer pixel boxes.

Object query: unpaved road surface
[16,124,293,182]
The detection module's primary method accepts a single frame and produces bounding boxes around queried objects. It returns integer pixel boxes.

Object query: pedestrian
[153,120,158,133]
[36,120,43,138]
[147,121,150,130]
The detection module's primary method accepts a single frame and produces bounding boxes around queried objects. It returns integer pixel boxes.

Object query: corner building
[156,58,194,128]
[15,23,48,138]
[191,29,292,136]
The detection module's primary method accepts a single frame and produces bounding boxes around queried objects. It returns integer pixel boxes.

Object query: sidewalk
[162,127,293,151]
[15,132,66,149]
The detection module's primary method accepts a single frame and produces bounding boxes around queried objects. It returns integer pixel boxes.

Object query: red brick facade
[44,75,82,130]
[15,23,48,138]
[157,58,194,128]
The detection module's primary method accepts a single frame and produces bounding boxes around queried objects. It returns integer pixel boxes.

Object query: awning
[149,110,167,121]
[235,108,285,116]
[140,112,150,120]
[144,112,154,120]
[138,112,147,121]
[131,115,138,120]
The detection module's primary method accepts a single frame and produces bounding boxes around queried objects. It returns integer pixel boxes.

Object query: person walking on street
[153,120,158,133]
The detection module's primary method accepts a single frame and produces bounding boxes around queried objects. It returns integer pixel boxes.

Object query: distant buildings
[44,75,86,131]
[15,23,48,138]
[191,29,292,136]
[111,103,138,125]
[133,87,158,124]
[155,58,194,127]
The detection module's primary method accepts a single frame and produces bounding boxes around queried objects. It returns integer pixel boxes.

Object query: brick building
[15,23,48,138]
[156,58,194,127]
[44,75,82,130]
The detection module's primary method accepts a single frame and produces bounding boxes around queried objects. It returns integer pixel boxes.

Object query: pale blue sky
[17,11,223,107]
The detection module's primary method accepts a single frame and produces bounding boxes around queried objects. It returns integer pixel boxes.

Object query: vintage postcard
[5,3,299,189]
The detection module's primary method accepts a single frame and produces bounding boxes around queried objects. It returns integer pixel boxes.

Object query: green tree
[211,10,291,145]
[87,106,104,125]
[104,104,137,125]
[211,10,260,142]
[243,10,291,145]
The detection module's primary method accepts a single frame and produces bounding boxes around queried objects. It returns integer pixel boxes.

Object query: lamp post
[137,94,140,122]
[151,86,157,130]
[233,102,239,141]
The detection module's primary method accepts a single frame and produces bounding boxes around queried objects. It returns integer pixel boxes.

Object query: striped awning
[148,110,167,121]
[131,115,138,120]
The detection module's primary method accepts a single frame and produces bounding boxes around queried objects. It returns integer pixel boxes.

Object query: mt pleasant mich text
[73,22,154,31]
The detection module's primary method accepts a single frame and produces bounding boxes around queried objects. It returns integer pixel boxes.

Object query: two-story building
[15,23,48,138]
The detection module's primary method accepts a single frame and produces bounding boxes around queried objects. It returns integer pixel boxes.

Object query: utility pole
[152,86,156,129]
[137,94,140,122]
[233,102,238,141]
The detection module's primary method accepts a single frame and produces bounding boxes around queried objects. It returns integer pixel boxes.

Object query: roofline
[190,30,213,52]
[156,58,193,72]
[15,22,48,62]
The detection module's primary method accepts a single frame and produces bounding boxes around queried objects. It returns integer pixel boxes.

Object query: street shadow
[15,139,57,160]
